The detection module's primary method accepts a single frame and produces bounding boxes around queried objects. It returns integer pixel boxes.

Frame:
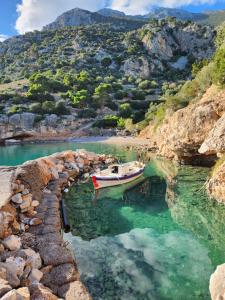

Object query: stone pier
[0,150,114,299]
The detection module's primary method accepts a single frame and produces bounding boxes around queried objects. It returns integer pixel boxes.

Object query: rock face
[122,21,215,79]
[199,112,225,155]
[0,167,16,208]
[44,8,144,31]
[210,264,225,300]
[0,113,88,142]
[141,21,215,71]
[140,86,225,164]
[207,161,225,203]
[123,56,157,79]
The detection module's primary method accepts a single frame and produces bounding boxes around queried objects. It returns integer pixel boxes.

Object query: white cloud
[0,34,8,42]
[16,0,106,34]
[110,0,216,15]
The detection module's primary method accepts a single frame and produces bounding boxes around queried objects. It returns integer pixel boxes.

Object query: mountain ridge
[43,6,225,31]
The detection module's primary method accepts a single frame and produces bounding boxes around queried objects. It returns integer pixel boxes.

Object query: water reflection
[64,156,225,300]
[66,228,213,300]
[64,176,175,240]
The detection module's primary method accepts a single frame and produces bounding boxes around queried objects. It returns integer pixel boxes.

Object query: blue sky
[1,0,225,38]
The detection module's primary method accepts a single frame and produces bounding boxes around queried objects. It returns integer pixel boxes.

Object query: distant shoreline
[2,135,151,147]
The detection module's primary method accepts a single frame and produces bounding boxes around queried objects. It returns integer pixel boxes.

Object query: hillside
[140,23,225,166]
[201,10,225,27]
[0,18,216,142]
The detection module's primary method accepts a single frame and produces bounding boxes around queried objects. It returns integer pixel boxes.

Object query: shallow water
[63,150,225,300]
[1,142,225,299]
[0,142,134,166]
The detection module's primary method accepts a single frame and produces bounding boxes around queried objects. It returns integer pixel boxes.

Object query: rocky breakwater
[0,150,114,299]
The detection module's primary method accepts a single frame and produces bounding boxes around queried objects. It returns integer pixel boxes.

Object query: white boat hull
[91,169,144,190]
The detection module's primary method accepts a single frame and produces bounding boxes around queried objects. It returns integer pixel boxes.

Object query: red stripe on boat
[91,176,99,189]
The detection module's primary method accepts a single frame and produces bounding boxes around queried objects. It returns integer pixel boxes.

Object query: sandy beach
[67,136,150,146]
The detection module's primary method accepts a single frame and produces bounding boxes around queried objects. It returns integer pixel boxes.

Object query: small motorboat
[91,161,145,190]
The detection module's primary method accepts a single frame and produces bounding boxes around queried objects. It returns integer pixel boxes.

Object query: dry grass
[0,79,28,93]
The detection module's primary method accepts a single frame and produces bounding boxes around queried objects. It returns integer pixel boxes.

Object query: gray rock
[0,264,20,288]
[2,236,21,251]
[11,194,23,204]
[123,56,151,79]
[28,269,43,284]
[29,283,58,300]
[58,281,92,300]
[18,248,42,269]
[41,263,79,287]
[0,278,12,297]
[39,245,73,266]
[199,112,225,155]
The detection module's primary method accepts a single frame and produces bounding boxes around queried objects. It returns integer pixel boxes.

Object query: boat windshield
[111,166,119,174]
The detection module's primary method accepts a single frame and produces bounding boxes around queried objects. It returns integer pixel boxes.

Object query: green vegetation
[94,115,125,129]
[211,155,225,176]
[0,18,219,131]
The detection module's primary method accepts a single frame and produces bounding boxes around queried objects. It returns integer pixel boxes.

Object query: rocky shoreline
[0,150,114,299]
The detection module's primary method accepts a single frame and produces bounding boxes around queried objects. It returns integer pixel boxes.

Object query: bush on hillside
[212,47,225,86]
[119,103,132,118]
[78,108,97,118]
[94,115,124,129]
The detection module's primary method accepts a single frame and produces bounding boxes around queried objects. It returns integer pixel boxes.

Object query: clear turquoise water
[1,143,225,300]
[0,142,134,166]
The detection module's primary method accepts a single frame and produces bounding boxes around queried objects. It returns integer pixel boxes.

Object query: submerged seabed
[1,142,225,299]
[64,155,225,300]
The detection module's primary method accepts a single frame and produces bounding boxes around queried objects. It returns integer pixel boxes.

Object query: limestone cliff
[140,86,225,164]
[0,113,92,142]
[207,161,225,203]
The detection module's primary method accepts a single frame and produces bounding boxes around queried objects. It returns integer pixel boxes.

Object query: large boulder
[58,281,92,300]
[210,264,225,300]
[199,112,225,156]
[0,167,16,209]
[123,56,154,79]
[0,279,12,297]
[29,283,58,300]
[207,161,225,203]
[2,235,21,251]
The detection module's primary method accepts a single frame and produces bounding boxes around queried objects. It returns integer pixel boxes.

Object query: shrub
[117,118,125,129]
[192,59,209,77]
[101,57,112,67]
[130,101,149,110]
[68,89,88,108]
[29,103,42,114]
[119,103,132,118]
[42,101,55,114]
[7,105,24,115]
[132,110,145,123]
[55,100,70,115]
[211,155,225,176]
[138,80,151,90]
[106,101,118,111]
[115,90,124,100]
[78,108,97,118]
[131,89,145,100]
[94,115,119,128]
[93,83,112,108]
[212,47,225,86]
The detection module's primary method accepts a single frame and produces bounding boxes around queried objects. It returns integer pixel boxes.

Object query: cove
[1,142,225,299]
[63,148,225,300]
